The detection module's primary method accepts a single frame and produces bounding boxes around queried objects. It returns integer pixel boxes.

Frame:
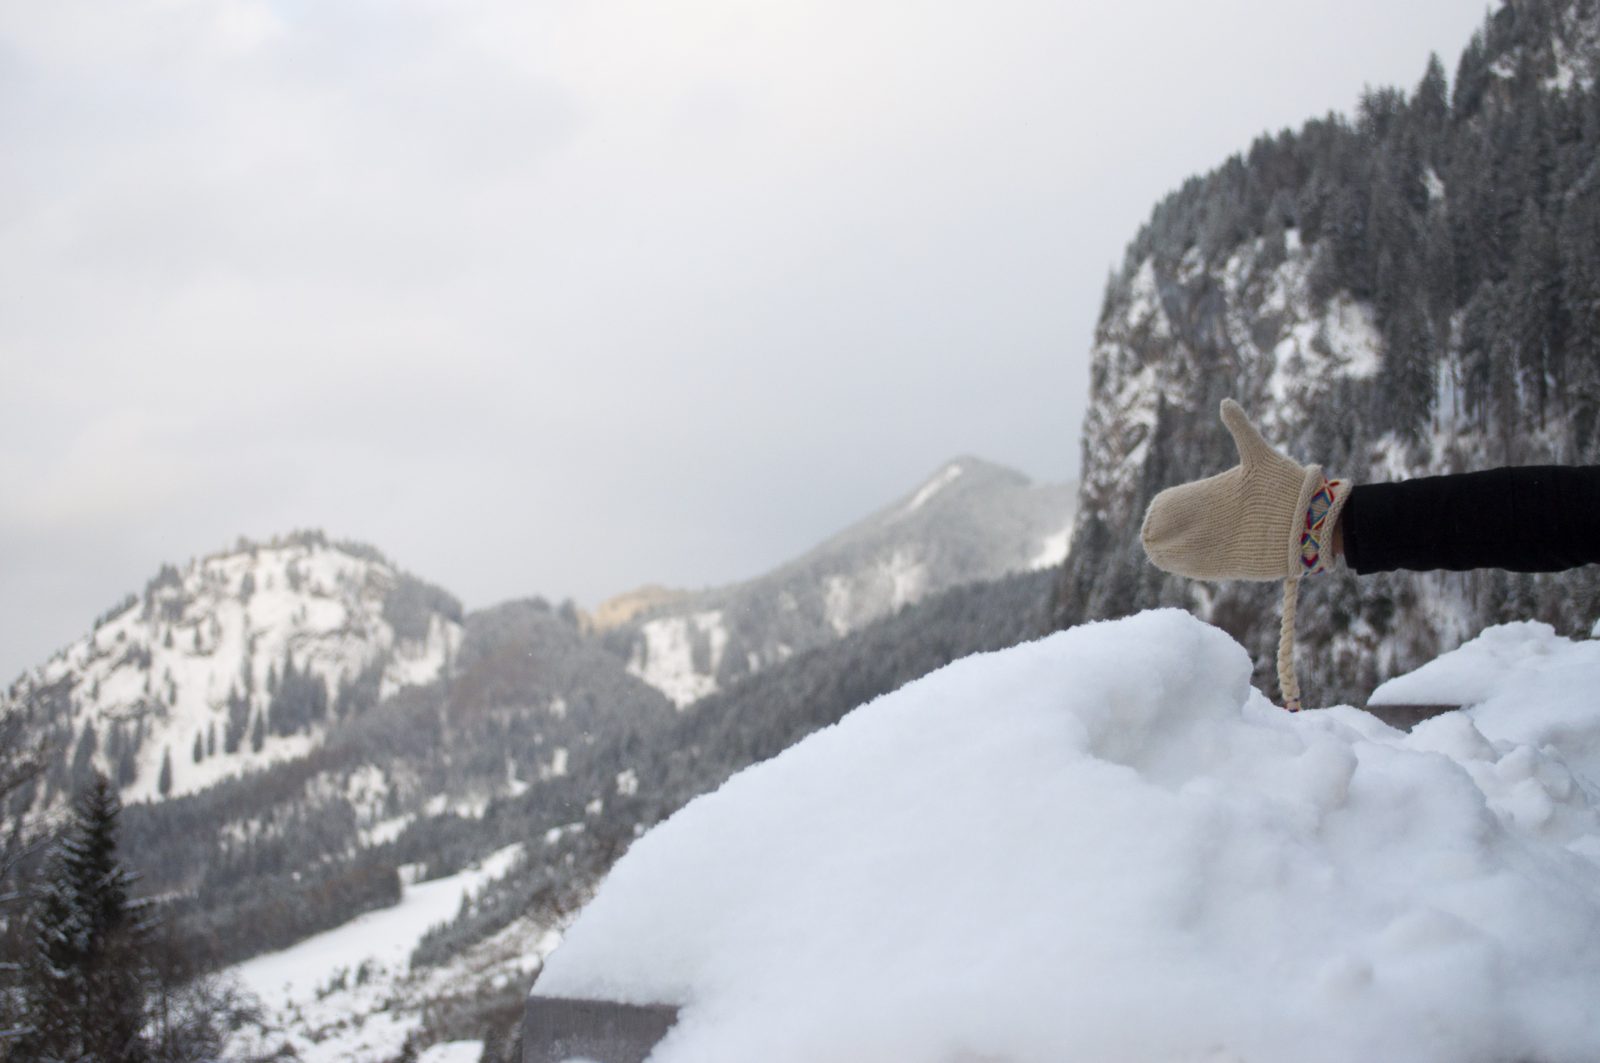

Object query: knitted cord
[1278,577,1301,712]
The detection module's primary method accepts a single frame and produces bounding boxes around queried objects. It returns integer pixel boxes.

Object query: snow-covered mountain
[4,531,462,807]
[1055,0,1600,705]
[604,457,1075,706]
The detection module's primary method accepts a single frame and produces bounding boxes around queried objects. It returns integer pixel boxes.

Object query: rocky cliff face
[1056,0,1600,706]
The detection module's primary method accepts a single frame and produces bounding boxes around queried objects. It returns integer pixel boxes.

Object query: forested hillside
[1056,0,1600,705]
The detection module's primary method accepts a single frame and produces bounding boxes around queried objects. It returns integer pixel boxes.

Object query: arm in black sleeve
[1342,466,1600,574]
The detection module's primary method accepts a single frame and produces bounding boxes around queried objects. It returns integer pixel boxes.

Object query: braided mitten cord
[1278,578,1301,712]
[1277,477,1351,712]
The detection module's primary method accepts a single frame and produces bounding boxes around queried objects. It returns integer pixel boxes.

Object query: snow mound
[1373,620,1600,780]
[536,610,1600,1063]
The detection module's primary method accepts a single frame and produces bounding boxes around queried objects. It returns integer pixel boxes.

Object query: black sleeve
[1343,466,1600,574]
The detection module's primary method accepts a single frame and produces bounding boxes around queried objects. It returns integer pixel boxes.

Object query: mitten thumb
[1221,397,1273,471]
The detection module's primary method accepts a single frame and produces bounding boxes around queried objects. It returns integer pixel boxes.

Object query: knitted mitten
[1140,399,1352,712]
[1141,399,1349,582]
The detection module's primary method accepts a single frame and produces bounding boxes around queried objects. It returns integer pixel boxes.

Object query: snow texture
[628,611,729,708]
[903,461,965,514]
[417,1042,484,1063]
[1029,523,1073,570]
[537,611,1600,1063]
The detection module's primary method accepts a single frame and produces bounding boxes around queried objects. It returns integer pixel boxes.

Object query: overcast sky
[2,0,1495,681]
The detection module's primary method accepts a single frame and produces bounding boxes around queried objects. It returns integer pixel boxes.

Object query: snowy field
[538,610,1600,1063]
[227,844,555,1062]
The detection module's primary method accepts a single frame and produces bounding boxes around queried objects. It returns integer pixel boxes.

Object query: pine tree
[1414,53,1449,138]
[1452,29,1490,121]
[224,687,249,754]
[116,745,137,789]
[69,724,97,786]
[158,749,172,798]
[1506,200,1566,430]
[15,775,149,1062]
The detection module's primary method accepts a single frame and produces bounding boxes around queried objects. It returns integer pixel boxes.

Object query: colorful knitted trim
[1298,478,1342,574]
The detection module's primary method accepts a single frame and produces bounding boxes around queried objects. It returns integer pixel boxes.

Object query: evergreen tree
[1505,200,1565,430]
[1414,53,1449,138]
[224,687,249,755]
[15,776,149,1062]
[158,750,172,799]
[116,745,138,789]
[1452,30,1490,121]
[268,653,329,736]
[69,724,97,786]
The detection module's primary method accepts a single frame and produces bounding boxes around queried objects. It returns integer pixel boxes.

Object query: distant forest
[1117,1,1600,463]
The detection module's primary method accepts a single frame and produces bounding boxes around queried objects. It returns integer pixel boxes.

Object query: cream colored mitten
[1140,399,1351,712]
[1141,399,1349,581]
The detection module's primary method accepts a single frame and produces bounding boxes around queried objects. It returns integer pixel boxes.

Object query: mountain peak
[5,533,463,808]
[898,456,1031,517]
[612,456,1076,707]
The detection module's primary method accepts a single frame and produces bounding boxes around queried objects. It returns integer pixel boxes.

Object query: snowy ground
[227,844,559,1063]
[538,610,1600,1063]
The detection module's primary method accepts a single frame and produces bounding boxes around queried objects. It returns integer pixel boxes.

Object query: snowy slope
[537,610,1600,1063]
[4,532,462,805]
[228,843,552,1063]
[613,458,1076,707]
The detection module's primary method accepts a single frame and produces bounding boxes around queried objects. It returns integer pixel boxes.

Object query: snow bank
[536,610,1600,1063]
[1373,621,1600,779]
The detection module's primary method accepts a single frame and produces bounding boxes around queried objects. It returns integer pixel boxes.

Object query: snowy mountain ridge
[5,531,463,806]
[614,457,1076,707]
[0,453,1072,842]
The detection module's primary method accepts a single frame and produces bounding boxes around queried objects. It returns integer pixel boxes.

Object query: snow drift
[535,610,1600,1063]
